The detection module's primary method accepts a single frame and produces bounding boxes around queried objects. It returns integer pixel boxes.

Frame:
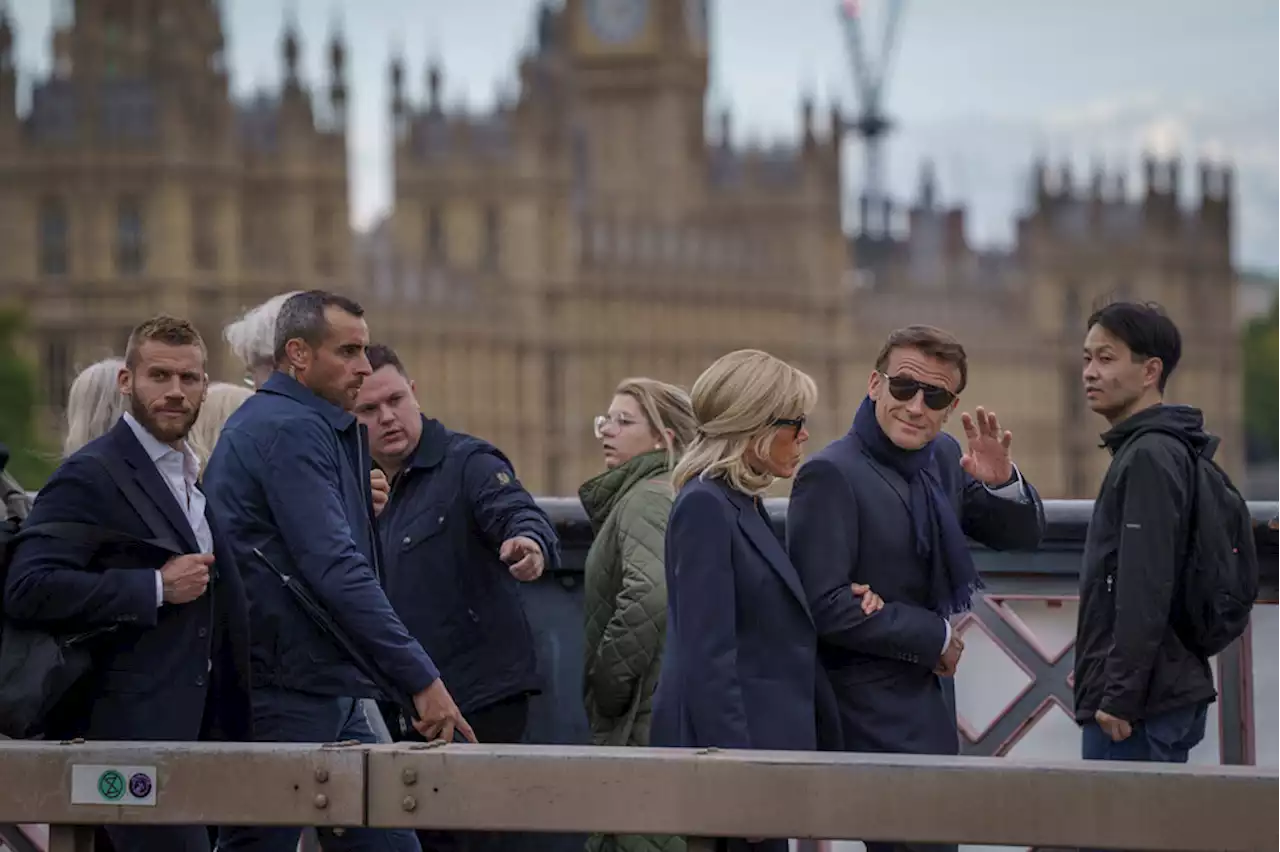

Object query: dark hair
[367,343,406,376]
[273,290,365,364]
[874,325,968,393]
[125,314,207,370]
[1086,300,1182,392]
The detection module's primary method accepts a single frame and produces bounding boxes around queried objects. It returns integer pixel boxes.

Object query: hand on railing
[412,679,478,744]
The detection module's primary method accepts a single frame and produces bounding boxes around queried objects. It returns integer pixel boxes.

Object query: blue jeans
[1079,702,1209,852]
[217,688,420,852]
[1081,702,1209,763]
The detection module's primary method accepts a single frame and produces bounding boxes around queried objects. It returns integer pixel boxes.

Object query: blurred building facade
[0,0,351,387]
[0,0,1243,497]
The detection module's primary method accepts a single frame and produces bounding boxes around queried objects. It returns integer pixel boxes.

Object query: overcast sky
[9,0,1278,270]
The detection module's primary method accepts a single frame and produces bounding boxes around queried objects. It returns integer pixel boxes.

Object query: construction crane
[837,0,906,233]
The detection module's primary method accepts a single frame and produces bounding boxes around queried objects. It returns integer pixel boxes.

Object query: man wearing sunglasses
[787,325,1045,852]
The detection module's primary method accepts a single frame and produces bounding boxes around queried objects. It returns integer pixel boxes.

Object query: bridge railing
[0,740,1274,852]
[3,499,1276,852]
[520,498,1278,766]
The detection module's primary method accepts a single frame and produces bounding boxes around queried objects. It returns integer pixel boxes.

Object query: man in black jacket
[1076,301,1216,765]
[353,343,558,852]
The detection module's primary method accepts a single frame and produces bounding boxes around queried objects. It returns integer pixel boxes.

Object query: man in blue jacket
[353,343,557,852]
[205,291,472,852]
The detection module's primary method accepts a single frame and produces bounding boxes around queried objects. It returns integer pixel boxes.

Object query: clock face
[585,0,650,45]
[684,0,708,45]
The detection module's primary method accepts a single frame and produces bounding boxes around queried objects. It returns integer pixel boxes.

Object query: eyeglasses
[773,415,806,434]
[880,372,956,411]
[593,413,642,439]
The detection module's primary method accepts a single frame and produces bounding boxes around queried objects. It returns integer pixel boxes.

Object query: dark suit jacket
[651,476,832,753]
[4,419,251,742]
[787,429,1044,756]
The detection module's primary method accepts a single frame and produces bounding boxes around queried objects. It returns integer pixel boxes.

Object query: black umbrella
[251,547,419,723]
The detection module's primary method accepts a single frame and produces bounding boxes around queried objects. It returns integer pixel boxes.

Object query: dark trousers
[1081,701,1209,763]
[103,824,210,852]
[1079,702,1209,852]
[217,688,421,852]
[394,693,530,852]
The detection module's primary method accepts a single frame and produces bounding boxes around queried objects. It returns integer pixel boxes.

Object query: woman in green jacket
[581,377,695,852]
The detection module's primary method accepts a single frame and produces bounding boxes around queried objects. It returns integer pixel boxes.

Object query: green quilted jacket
[580,451,685,852]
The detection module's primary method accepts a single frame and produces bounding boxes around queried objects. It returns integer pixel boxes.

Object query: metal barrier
[0,741,1273,852]
[5,493,1274,844]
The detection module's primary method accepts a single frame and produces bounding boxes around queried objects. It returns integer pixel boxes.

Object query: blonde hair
[615,377,696,469]
[223,291,300,373]
[671,350,818,496]
[63,357,128,458]
[188,382,255,469]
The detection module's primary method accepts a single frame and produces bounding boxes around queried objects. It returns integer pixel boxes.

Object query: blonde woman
[580,378,695,852]
[651,350,880,852]
[188,382,255,470]
[63,357,128,457]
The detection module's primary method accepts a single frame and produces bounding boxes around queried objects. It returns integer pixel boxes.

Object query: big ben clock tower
[565,0,710,215]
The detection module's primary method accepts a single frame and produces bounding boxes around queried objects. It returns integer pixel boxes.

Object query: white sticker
[70,764,158,807]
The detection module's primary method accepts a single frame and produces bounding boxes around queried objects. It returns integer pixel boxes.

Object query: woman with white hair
[188,382,256,470]
[651,350,881,852]
[222,290,300,388]
[63,357,128,457]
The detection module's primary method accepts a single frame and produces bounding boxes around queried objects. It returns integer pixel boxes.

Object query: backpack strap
[14,521,181,554]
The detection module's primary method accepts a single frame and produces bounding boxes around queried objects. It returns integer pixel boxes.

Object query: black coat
[5,419,252,743]
[376,417,555,715]
[787,429,1045,756]
[1073,404,1218,723]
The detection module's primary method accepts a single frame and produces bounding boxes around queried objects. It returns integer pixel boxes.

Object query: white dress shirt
[122,412,212,607]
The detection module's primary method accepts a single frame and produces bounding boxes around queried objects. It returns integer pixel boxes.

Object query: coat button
[402,536,411,545]
[196,676,206,687]
[198,627,207,638]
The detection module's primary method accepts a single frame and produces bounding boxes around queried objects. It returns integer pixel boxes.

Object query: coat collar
[845,429,911,513]
[260,371,355,431]
[106,418,200,552]
[404,416,448,473]
[578,450,669,531]
[714,479,813,624]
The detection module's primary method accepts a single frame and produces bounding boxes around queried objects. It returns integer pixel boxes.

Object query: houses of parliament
[0,0,1243,497]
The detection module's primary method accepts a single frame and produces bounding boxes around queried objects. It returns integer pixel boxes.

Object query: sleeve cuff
[984,464,1028,502]
[155,570,164,608]
[941,618,952,658]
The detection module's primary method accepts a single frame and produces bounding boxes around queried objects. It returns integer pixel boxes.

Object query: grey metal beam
[363,743,1277,851]
[0,741,365,828]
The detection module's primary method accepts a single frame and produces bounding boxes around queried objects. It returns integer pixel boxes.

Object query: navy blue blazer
[787,429,1044,756]
[4,419,252,742]
[651,475,829,753]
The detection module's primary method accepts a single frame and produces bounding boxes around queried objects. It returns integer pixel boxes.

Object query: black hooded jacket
[1073,404,1218,724]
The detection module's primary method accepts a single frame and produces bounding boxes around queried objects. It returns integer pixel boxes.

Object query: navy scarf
[852,395,983,616]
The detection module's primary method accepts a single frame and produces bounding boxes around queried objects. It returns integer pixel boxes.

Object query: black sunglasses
[880,372,956,411]
[773,416,806,433]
